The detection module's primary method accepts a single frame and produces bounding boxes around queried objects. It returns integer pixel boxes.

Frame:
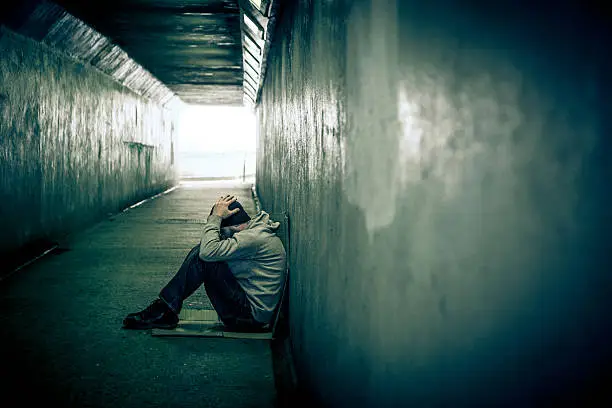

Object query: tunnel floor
[0,181,275,408]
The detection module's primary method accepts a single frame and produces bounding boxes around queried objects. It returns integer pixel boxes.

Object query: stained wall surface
[256,1,611,406]
[1,27,178,266]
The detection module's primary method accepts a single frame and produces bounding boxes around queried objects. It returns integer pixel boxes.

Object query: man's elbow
[198,246,218,262]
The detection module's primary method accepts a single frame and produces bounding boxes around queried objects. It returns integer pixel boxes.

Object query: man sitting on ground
[123,194,286,332]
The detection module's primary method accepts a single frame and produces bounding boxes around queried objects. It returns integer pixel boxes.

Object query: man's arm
[199,195,256,262]
[199,214,256,261]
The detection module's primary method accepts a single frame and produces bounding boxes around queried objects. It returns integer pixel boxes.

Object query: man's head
[220,200,250,227]
[210,199,251,238]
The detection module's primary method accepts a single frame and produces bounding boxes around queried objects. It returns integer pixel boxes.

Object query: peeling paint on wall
[344,0,400,236]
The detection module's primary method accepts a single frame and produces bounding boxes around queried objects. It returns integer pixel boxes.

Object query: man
[123,194,286,332]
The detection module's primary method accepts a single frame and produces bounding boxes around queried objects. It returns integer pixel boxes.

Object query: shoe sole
[122,321,178,330]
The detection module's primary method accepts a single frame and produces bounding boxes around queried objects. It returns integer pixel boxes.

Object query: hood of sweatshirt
[246,210,280,232]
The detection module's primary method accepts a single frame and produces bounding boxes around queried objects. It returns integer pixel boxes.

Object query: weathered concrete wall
[256,1,611,406]
[0,27,178,264]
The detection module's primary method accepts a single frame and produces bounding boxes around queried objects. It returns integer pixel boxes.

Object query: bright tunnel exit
[176,105,257,182]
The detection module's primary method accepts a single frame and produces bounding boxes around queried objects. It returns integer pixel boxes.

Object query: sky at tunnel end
[177,105,256,154]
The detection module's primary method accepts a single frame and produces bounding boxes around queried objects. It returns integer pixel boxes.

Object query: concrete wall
[256,1,611,406]
[0,27,178,266]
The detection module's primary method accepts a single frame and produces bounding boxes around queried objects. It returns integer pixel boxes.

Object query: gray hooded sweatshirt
[199,211,287,324]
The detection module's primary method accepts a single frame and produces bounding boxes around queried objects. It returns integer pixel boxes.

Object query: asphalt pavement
[0,180,275,408]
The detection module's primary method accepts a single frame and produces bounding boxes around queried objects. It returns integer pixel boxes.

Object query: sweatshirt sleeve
[199,214,258,262]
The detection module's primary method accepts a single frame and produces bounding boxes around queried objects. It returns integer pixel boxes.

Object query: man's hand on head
[212,195,240,220]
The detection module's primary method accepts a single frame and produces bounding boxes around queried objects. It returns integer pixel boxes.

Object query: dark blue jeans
[159,244,260,328]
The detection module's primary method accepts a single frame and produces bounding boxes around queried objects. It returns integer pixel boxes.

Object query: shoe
[123,299,179,330]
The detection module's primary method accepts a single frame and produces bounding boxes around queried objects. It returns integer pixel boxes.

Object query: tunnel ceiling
[51,0,276,106]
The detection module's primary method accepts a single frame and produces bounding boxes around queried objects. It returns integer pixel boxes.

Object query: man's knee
[189,244,202,259]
